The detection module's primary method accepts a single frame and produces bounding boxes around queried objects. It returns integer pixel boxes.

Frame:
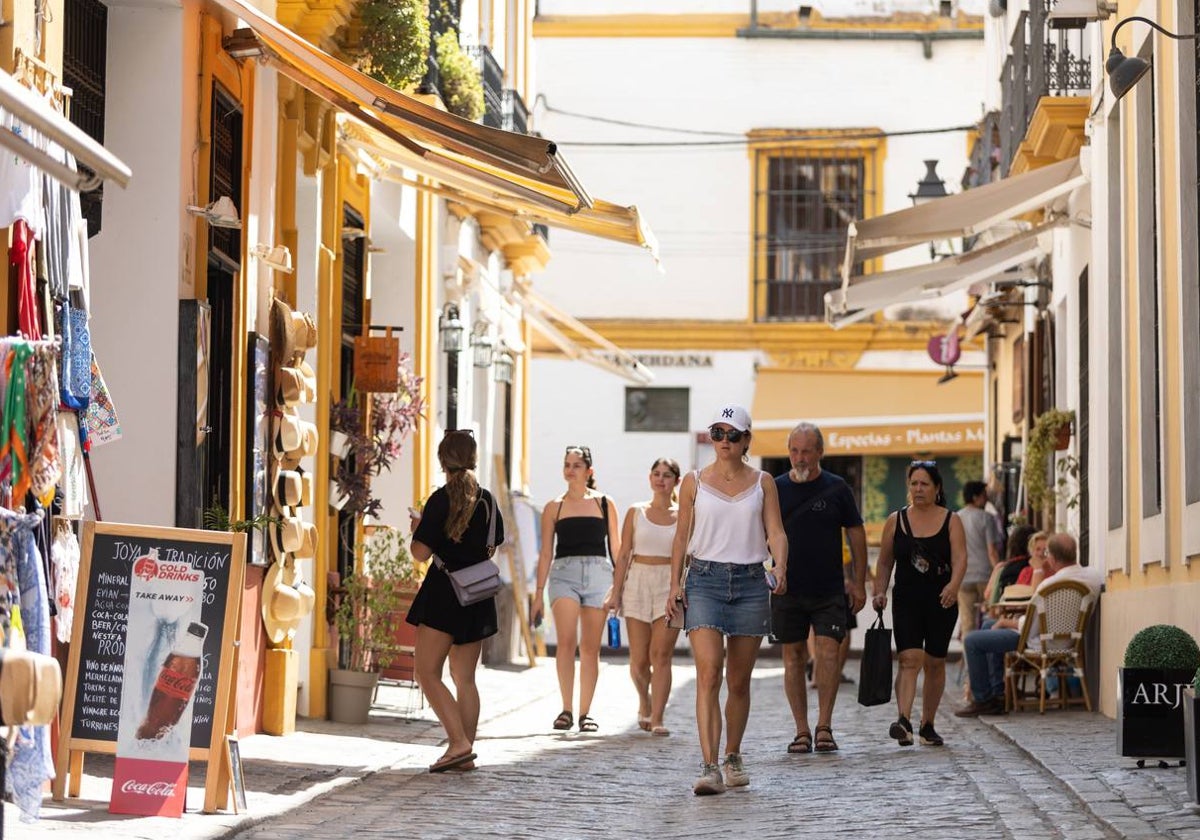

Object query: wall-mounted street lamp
[438,303,464,354]
[1105,16,1198,100]
[470,320,495,369]
[908,160,958,259]
[494,348,515,384]
[439,303,464,430]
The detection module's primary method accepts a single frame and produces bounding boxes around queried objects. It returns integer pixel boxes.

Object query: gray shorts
[547,555,612,609]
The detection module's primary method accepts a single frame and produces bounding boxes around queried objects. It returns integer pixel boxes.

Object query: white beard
[792,467,811,482]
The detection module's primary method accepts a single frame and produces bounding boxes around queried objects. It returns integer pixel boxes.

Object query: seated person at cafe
[955,533,1101,717]
[980,526,1039,623]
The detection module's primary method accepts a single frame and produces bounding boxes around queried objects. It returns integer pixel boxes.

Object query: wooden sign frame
[225,734,247,814]
[53,522,247,814]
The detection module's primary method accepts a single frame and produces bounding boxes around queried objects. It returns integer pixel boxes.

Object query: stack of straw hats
[262,297,319,645]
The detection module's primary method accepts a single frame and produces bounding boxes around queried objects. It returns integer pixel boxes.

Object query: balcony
[466,45,504,129]
[503,88,529,134]
[998,0,1091,175]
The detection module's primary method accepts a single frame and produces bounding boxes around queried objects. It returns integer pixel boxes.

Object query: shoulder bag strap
[485,492,498,552]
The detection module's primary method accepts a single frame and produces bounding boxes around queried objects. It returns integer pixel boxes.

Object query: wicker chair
[1003,579,1095,713]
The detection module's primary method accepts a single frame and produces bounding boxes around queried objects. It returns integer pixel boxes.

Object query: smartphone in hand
[765,571,778,590]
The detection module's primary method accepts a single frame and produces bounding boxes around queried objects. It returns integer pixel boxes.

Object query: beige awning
[825,225,1051,329]
[0,69,131,191]
[339,123,659,264]
[211,0,590,214]
[510,282,653,384]
[842,155,1085,275]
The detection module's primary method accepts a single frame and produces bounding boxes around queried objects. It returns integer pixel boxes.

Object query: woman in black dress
[870,461,966,748]
[407,430,504,772]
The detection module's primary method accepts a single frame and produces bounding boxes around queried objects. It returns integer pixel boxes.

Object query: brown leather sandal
[787,731,813,754]
[814,724,839,752]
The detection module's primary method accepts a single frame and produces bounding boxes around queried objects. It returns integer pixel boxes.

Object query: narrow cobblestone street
[233,659,1123,840]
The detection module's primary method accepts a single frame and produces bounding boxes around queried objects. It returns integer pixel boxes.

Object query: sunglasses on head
[565,445,592,457]
[709,427,746,443]
[910,459,937,467]
[447,428,475,437]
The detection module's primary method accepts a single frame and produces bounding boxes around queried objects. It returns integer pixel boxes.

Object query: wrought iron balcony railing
[466,45,504,128]
[997,0,1091,175]
[503,88,529,134]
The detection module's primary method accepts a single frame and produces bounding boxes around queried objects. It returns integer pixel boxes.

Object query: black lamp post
[1105,16,1198,100]
[439,303,464,430]
[908,160,956,259]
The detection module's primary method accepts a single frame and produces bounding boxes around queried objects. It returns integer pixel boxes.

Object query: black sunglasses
[709,428,746,443]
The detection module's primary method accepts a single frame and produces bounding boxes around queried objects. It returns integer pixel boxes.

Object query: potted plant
[328,526,424,723]
[1118,624,1200,763]
[328,355,426,520]
[1185,667,1200,802]
[433,29,484,120]
[347,0,430,92]
[1023,408,1076,514]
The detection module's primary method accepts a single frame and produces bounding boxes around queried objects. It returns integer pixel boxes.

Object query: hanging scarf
[0,506,52,821]
[0,343,33,502]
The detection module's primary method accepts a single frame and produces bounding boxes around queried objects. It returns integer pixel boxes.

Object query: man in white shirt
[955,533,1100,716]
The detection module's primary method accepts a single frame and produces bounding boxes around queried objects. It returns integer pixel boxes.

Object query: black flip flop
[429,751,477,773]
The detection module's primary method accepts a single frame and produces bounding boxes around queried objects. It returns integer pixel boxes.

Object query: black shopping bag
[858,609,893,707]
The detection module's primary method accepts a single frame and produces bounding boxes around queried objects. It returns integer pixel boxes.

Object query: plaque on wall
[625,387,689,433]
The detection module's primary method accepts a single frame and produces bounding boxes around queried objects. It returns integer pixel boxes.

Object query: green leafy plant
[333,526,423,672]
[1123,625,1200,670]
[355,0,431,91]
[330,355,426,520]
[434,29,483,120]
[1023,408,1075,512]
[203,502,279,534]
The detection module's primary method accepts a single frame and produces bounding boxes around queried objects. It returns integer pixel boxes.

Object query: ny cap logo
[722,408,734,418]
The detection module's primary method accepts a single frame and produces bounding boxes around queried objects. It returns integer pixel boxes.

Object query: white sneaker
[722,752,749,787]
[693,763,726,796]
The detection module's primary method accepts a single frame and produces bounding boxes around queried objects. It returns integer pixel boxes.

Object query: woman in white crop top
[666,404,787,797]
[604,458,682,736]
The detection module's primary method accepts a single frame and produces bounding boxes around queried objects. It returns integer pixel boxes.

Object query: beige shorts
[621,561,673,623]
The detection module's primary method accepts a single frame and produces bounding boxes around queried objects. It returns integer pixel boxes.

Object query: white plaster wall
[533,35,986,319]
[366,178,420,529]
[529,350,760,512]
[87,7,189,526]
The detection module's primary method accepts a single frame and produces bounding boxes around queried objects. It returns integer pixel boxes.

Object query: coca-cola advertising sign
[110,548,205,817]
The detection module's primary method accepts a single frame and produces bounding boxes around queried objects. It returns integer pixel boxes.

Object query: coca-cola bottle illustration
[136,621,207,740]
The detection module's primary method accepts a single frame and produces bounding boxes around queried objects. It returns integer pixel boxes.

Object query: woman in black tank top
[869,462,967,748]
[531,445,623,733]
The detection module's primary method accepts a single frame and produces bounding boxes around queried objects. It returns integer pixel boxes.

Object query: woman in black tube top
[531,445,622,733]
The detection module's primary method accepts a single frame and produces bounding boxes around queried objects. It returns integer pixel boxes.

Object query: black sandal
[787,731,812,754]
[552,710,573,730]
[814,724,839,752]
[578,715,598,733]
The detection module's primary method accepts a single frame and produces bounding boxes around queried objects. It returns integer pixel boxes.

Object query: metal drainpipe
[736,25,982,59]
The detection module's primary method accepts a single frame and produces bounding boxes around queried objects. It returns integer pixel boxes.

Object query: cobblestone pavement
[17,654,1200,840]
[232,660,1127,840]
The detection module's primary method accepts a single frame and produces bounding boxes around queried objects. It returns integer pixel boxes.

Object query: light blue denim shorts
[684,559,772,637]
[547,555,612,609]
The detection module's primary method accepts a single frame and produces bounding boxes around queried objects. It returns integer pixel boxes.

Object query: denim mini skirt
[684,558,772,637]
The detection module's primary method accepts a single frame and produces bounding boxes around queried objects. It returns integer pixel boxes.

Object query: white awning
[508,283,653,384]
[825,225,1052,329]
[842,156,1085,277]
[0,69,131,191]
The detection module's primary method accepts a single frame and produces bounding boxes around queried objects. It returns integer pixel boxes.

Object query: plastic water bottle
[607,613,621,648]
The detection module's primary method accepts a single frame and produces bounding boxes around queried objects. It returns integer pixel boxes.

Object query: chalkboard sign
[54,522,246,813]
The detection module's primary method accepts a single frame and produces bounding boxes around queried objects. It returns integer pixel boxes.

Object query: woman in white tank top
[666,405,788,797]
[604,458,682,736]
